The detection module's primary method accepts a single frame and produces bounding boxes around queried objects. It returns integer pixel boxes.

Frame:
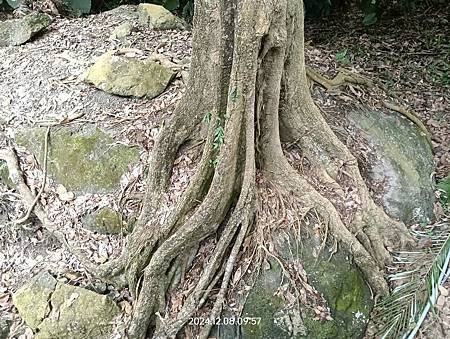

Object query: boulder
[16,126,139,194]
[349,109,435,223]
[13,272,120,339]
[241,229,372,339]
[110,22,135,39]
[84,50,175,98]
[12,271,57,330]
[138,4,187,30]
[0,12,52,47]
[83,207,125,234]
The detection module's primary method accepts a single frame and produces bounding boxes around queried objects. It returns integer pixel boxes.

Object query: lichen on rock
[83,206,127,234]
[16,126,139,194]
[12,271,120,339]
[84,50,175,98]
[349,109,435,223]
[138,4,187,30]
[0,12,53,47]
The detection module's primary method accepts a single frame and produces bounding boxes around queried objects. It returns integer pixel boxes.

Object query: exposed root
[306,65,373,90]
[264,157,389,295]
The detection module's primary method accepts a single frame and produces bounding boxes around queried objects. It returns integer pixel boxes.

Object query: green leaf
[202,111,212,124]
[335,49,350,64]
[373,220,450,338]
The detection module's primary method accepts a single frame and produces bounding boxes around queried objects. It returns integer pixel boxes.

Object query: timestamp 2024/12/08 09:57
[188,317,262,326]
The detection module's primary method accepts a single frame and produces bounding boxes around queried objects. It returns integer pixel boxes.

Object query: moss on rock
[12,272,57,330]
[16,127,139,194]
[37,282,120,339]
[12,271,120,339]
[138,4,187,30]
[349,109,435,223]
[83,207,125,234]
[240,230,372,339]
[241,260,290,339]
[0,13,52,47]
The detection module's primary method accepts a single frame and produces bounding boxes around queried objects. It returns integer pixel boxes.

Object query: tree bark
[67,0,414,337]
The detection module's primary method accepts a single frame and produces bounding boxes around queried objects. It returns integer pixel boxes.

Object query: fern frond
[373,219,450,338]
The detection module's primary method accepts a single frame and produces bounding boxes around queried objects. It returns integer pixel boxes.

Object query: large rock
[349,109,435,223]
[12,271,57,330]
[16,126,139,194]
[138,4,187,30]
[84,50,175,98]
[0,13,52,47]
[241,229,372,339]
[13,272,120,339]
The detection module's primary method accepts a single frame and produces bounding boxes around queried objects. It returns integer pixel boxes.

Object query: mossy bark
[72,0,414,338]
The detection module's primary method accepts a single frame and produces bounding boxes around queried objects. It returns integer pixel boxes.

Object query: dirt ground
[0,3,449,339]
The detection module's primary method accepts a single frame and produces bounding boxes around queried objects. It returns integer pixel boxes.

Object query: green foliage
[335,49,350,64]
[202,111,212,124]
[361,0,379,26]
[373,221,450,338]
[58,0,91,16]
[151,0,179,11]
[213,124,224,150]
[438,174,450,208]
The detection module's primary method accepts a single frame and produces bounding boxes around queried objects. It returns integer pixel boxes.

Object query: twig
[36,111,85,127]
[15,126,50,225]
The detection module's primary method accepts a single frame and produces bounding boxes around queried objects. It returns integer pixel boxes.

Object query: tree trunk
[82,0,414,337]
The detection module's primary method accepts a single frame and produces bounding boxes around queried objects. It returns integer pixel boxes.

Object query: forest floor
[0,4,449,339]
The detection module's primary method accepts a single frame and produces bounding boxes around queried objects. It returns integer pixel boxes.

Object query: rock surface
[12,272,120,339]
[349,109,435,223]
[0,13,52,47]
[83,207,125,234]
[242,229,371,339]
[0,318,12,339]
[16,126,139,194]
[110,22,135,39]
[0,160,13,189]
[84,50,175,98]
[138,4,187,30]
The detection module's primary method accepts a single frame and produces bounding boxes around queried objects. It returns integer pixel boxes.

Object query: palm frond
[373,218,450,338]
